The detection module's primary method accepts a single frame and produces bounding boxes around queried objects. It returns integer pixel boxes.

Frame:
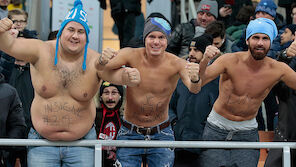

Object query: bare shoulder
[166,51,186,66]
[118,47,143,57]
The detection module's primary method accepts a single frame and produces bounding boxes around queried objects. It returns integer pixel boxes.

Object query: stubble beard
[249,45,270,60]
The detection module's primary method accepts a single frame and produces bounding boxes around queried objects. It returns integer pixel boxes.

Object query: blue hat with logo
[55,0,90,71]
[143,17,171,43]
[255,0,277,18]
[246,18,278,43]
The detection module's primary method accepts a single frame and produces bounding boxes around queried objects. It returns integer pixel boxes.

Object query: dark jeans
[200,122,260,167]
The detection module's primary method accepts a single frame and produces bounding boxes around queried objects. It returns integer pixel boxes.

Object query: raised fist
[287,34,296,57]
[0,18,13,33]
[100,48,117,65]
[204,45,220,61]
[186,62,200,83]
[122,67,141,87]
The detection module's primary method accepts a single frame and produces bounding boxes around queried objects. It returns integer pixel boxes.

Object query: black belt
[122,120,170,136]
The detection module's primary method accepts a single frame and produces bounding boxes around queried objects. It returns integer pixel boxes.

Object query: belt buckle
[136,126,151,135]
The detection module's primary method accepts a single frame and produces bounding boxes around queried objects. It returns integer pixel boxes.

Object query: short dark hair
[291,2,296,10]
[8,9,28,21]
[236,5,255,24]
[205,21,225,39]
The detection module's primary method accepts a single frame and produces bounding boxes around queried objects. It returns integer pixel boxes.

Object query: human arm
[95,48,117,71]
[0,18,42,64]
[199,45,221,86]
[286,33,296,57]
[178,59,201,94]
[281,58,296,90]
[100,48,141,86]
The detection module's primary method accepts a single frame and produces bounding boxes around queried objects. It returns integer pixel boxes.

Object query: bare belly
[31,98,96,141]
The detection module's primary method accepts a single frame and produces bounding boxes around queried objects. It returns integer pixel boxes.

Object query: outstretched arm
[0,18,43,64]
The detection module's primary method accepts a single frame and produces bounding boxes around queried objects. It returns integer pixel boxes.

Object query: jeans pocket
[160,127,174,139]
[117,126,130,137]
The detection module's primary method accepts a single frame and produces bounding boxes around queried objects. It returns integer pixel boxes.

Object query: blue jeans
[115,121,175,167]
[27,127,96,167]
[200,122,260,167]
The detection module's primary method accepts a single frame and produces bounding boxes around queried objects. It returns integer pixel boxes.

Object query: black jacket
[9,63,34,135]
[0,73,26,166]
[167,19,196,57]
[99,0,141,17]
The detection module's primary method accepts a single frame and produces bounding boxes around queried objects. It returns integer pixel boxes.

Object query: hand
[219,7,232,17]
[122,67,141,87]
[186,62,200,83]
[9,28,19,38]
[287,32,296,57]
[204,45,220,60]
[0,18,13,33]
[100,48,117,65]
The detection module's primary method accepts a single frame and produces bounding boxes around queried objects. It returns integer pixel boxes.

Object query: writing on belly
[43,102,82,127]
[140,95,164,122]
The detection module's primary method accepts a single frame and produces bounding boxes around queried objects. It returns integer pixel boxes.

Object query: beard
[248,44,270,60]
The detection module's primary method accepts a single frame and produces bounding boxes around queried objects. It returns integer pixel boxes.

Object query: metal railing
[180,0,197,23]
[0,139,295,167]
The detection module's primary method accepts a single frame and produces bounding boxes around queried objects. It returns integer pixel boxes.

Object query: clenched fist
[186,62,200,83]
[0,18,13,33]
[100,48,118,65]
[287,34,296,57]
[122,67,141,87]
[204,45,220,61]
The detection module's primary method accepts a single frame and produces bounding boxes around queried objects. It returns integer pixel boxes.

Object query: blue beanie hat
[246,18,278,43]
[255,0,277,18]
[143,17,171,43]
[55,0,90,71]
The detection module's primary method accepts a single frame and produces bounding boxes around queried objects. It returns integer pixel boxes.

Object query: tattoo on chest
[141,96,163,120]
[53,65,81,88]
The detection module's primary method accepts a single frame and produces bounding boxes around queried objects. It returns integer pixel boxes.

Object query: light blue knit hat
[246,18,278,42]
[55,0,90,71]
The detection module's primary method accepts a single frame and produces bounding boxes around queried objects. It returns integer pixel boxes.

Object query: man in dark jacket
[167,0,217,57]
[99,0,141,48]
[0,72,27,167]
[169,34,220,167]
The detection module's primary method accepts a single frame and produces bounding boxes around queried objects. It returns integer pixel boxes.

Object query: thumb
[294,31,296,41]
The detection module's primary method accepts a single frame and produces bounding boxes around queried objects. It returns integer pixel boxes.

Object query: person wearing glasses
[95,81,124,167]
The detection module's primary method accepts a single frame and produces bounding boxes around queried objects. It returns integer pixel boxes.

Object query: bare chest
[31,64,99,101]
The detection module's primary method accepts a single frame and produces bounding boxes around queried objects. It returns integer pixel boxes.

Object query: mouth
[70,40,79,45]
[188,56,197,62]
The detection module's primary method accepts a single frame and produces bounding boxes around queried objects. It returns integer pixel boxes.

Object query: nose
[201,13,207,19]
[257,39,264,45]
[189,49,194,56]
[72,31,78,38]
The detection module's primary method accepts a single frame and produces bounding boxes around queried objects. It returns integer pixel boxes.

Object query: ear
[245,39,249,46]
[119,96,121,99]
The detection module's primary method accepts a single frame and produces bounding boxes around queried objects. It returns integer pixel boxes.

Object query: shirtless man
[198,18,296,167]
[102,17,201,167]
[0,1,114,166]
